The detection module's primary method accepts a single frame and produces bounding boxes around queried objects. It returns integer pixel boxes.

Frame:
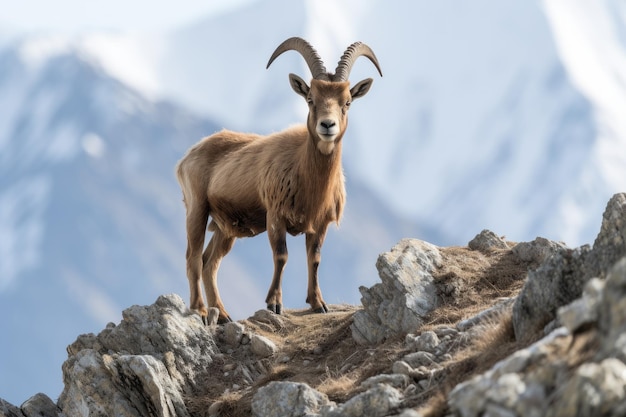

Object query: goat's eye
[345,101,351,107]
[307,97,313,105]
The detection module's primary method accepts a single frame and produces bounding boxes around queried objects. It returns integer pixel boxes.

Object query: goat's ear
[288,73,310,99]
[350,78,374,101]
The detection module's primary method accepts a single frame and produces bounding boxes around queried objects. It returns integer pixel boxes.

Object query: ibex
[176,37,382,323]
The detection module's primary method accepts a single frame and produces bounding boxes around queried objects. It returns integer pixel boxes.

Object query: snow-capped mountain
[2,0,626,407]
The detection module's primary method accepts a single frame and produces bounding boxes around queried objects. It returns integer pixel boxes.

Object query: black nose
[321,120,335,129]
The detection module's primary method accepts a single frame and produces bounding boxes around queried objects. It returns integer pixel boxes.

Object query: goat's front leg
[265,215,287,314]
[305,227,329,314]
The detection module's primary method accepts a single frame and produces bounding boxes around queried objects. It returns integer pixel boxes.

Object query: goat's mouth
[318,133,337,142]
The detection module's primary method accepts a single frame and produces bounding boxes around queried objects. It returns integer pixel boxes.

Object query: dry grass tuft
[425,246,529,328]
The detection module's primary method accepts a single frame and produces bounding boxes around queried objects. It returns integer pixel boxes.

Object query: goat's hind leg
[202,224,236,324]
[185,203,210,321]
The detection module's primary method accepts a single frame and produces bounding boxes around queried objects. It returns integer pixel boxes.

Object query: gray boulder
[351,239,442,344]
[551,358,626,417]
[58,294,218,417]
[512,245,592,341]
[327,384,403,417]
[250,334,277,358]
[591,192,626,275]
[597,257,626,359]
[0,393,60,417]
[0,398,25,417]
[468,229,509,252]
[251,381,334,417]
[21,393,59,417]
[512,236,568,265]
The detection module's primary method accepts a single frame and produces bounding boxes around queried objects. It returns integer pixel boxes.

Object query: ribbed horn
[333,42,383,82]
[266,37,330,81]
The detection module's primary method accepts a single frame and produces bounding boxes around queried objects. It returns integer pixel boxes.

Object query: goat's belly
[210,204,267,237]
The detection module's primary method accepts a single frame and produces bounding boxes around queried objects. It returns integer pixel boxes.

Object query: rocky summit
[2,193,626,417]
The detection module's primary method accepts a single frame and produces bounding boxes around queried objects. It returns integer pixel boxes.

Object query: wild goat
[176,37,382,324]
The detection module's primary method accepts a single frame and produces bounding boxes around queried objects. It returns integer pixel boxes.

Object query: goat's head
[267,37,383,155]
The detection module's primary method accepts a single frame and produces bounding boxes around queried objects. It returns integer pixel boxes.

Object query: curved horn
[266,37,329,81]
[333,42,383,82]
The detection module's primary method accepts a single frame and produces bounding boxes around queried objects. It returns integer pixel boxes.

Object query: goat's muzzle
[317,119,339,142]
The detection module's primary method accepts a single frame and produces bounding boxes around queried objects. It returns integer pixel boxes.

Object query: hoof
[217,315,233,325]
[312,304,329,314]
[267,304,283,315]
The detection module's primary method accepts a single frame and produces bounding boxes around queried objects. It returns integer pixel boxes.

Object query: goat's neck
[301,133,343,184]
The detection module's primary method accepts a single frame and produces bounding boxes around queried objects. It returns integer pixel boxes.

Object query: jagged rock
[0,398,25,417]
[551,358,626,417]
[61,351,190,417]
[513,245,592,341]
[512,237,567,265]
[402,351,437,368]
[223,321,246,346]
[360,374,410,390]
[327,384,403,417]
[591,193,626,275]
[392,361,414,376]
[251,381,334,417]
[468,229,509,252]
[250,334,277,358]
[406,331,440,353]
[513,193,626,341]
[597,257,626,359]
[447,327,569,417]
[58,294,217,417]
[557,278,602,333]
[21,393,59,417]
[351,239,442,344]
[252,309,285,327]
[206,307,220,326]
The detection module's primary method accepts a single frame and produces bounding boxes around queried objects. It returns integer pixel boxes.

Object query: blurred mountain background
[1,0,625,405]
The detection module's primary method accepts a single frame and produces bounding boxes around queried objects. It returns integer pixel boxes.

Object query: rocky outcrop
[59,294,216,417]
[351,239,442,344]
[512,193,626,341]
[3,193,626,417]
[447,256,626,417]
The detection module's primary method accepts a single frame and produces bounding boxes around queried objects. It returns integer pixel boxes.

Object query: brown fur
[176,77,374,322]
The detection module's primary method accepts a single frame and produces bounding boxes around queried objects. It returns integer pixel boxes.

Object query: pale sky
[0,0,253,35]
